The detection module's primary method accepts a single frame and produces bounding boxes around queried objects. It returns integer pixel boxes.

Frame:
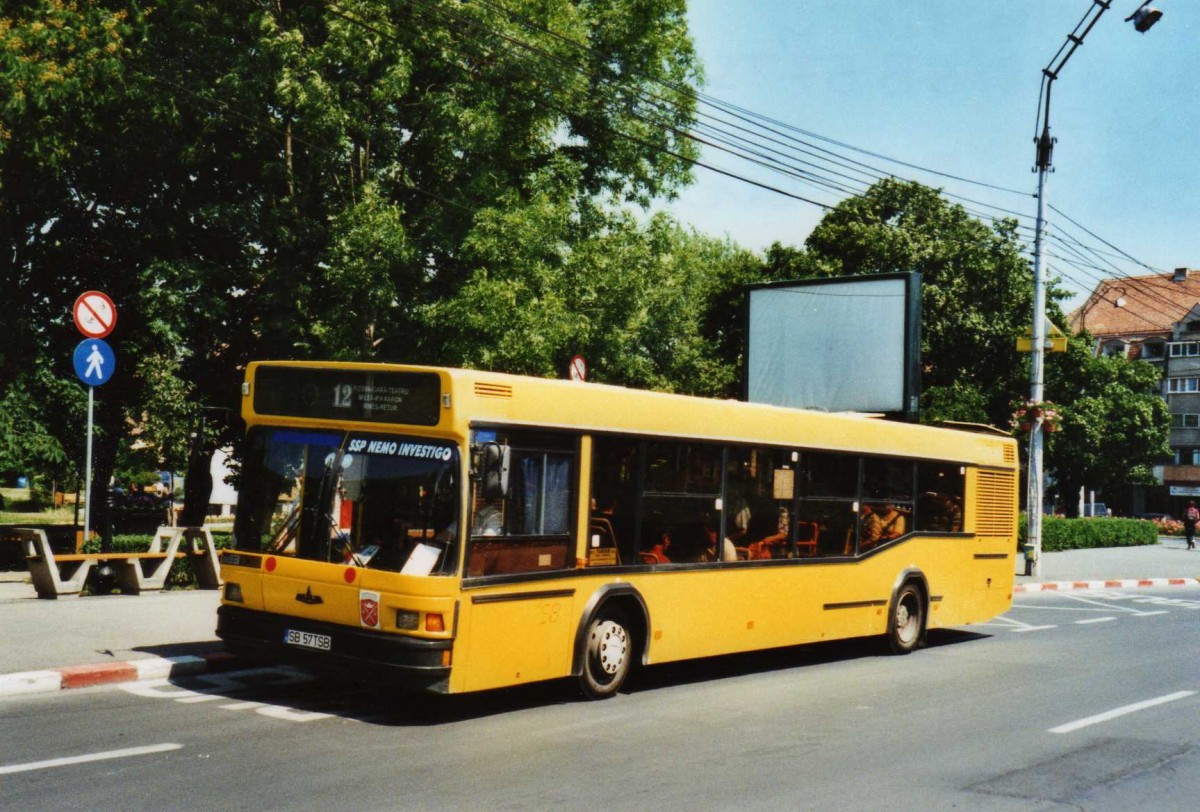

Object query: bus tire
[887,581,925,655]
[579,609,633,699]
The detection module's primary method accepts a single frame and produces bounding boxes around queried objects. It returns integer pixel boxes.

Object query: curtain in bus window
[543,456,570,533]
[515,453,571,535]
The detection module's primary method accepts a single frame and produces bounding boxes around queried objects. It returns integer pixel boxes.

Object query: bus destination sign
[253,367,441,426]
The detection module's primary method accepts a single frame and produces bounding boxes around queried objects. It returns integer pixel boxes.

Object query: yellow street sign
[1017,320,1068,353]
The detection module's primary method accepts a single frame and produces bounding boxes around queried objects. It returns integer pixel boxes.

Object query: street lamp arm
[1035,0,1112,158]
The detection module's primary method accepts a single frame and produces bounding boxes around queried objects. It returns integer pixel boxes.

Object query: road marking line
[1049,691,1195,734]
[1131,611,1170,617]
[0,743,183,775]
[1011,625,1057,632]
[1074,617,1117,624]
[1064,594,1144,613]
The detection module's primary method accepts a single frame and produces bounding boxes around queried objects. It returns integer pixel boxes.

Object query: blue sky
[666,1,1197,311]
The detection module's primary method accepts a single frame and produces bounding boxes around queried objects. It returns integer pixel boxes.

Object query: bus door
[458,430,579,691]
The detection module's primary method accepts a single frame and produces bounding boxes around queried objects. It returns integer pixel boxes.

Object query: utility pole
[1026,1,1162,577]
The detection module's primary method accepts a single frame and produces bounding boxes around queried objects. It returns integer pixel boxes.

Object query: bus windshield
[233,428,460,576]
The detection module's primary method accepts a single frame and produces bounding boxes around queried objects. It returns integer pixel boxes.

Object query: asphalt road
[1,586,1197,811]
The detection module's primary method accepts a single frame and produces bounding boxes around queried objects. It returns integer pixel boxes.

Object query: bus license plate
[284,629,331,651]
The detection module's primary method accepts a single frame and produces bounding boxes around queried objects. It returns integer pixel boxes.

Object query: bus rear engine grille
[975,470,1016,537]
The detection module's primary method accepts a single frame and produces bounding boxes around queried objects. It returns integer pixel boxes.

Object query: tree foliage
[1,0,705,514]
[800,179,1037,425]
[1043,336,1171,513]
[762,178,1169,508]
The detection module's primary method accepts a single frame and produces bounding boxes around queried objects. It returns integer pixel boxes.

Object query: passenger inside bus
[641,528,672,564]
[745,506,789,559]
[703,519,739,562]
[853,503,885,554]
[877,503,907,541]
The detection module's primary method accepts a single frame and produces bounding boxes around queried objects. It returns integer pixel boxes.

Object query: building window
[1169,341,1200,357]
[1167,378,1200,394]
[1171,414,1200,429]
[1142,340,1165,359]
[1102,340,1127,358]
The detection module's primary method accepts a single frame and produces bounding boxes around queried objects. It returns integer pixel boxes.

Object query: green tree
[801,179,1039,426]
[1043,337,1170,514]
[427,201,760,396]
[2,1,703,522]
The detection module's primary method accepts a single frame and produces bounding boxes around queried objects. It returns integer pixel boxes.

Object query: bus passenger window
[591,437,640,566]
[916,463,965,532]
[724,447,794,561]
[466,430,577,577]
[798,452,857,557]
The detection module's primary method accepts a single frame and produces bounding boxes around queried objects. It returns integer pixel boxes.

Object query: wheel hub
[593,620,628,675]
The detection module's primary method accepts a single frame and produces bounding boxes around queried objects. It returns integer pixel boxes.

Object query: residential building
[1069,267,1200,516]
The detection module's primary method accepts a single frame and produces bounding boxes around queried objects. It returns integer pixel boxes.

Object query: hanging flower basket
[1010,400,1061,434]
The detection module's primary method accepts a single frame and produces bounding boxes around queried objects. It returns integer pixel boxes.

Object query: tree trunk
[87,421,121,553]
[179,443,214,528]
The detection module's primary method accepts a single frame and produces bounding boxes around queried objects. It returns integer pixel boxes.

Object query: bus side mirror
[481,443,510,499]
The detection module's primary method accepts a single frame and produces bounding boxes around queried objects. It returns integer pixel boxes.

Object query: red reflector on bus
[426,613,445,632]
[344,568,357,584]
[265,557,277,572]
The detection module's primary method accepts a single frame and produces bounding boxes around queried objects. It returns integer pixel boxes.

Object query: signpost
[568,355,587,382]
[72,294,118,544]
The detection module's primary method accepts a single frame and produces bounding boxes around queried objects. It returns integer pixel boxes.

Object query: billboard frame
[741,272,922,422]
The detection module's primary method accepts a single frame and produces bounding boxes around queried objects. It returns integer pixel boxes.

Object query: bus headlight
[224,582,244,603]
[396,610,419,630]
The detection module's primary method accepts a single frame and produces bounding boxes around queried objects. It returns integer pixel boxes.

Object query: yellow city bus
[217,361,1018,698]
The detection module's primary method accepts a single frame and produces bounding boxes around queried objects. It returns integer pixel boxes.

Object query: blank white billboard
[746,274,920,419]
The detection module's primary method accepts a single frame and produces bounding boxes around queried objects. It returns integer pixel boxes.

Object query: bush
[1018,514,1159,551]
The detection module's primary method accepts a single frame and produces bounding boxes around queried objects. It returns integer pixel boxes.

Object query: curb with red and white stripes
[1015,577,1200,593]
[0,651,243,698]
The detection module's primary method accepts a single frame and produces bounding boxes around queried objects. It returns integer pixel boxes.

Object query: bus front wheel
[579,610,632,699]
[887,582,925,655]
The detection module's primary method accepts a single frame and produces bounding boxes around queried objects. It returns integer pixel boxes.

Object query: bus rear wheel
[888,582,925,655]
[579,611,632,699]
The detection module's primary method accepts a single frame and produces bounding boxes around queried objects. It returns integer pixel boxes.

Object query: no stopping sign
[73,291,117,339]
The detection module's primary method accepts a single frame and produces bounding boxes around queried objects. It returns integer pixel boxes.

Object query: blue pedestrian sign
[73,338,115,386]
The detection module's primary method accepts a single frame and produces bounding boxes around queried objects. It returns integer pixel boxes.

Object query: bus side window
[466,430,577,576]
[591,436,639,566]
[916,463,965,532]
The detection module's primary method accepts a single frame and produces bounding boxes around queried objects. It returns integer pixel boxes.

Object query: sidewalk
[0,571,234,697]
[1,538,1197,697]
[1013,535,1200,591]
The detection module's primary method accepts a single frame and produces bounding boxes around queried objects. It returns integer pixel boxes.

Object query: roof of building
[1068,269,1200,339]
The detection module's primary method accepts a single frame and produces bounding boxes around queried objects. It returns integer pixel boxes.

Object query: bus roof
[244,361,1016,468]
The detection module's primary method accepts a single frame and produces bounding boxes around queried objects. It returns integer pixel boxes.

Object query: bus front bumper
[216,605,452,692]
